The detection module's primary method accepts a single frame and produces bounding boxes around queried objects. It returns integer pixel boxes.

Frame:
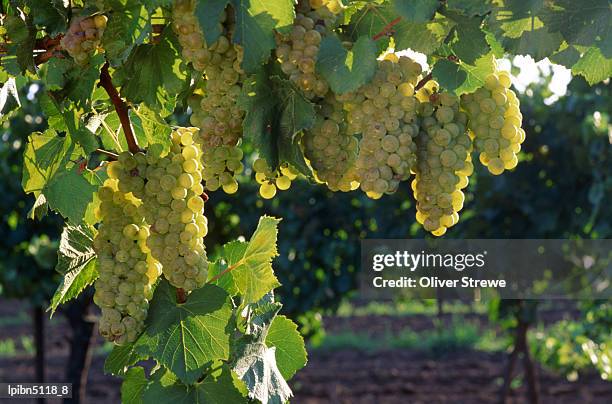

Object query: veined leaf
[432,53,497,95]
[121,367,148,404]
[49,223,98,314]
[572,47,612,85]
[265,315,307,380]
[135,281,233,384]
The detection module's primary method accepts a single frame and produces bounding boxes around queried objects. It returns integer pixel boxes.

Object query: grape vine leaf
[432,53,497,95]
[393,17,454,55]
[121,367,148,404]
[218,216,282,304]
[49,223,97,314]
[232,341,292,404]
[101,0,151,65]
[4,14,36,74]
[231,0,295,73]
[195,0,230,45]
[208,240,244,295]
[346,1,392,52]
[539,0,612,57]
[115,28,187,112]
[446,0,492,17]
[38,58,73,92]
[571,47,612,85]
[239,69,279,166]
[501,27,564,62]
[450,14,490,64]
[549,45,581,69]
[105,342,146,376]
[142,366,247,404]
[46,167,98,224]
[265,315,307,380]
[134,281,233,384]
[316,35,378,94]
[131,105,173,153]
[272,77,316,176]
[25,0,68,35]
[392,0,439,23]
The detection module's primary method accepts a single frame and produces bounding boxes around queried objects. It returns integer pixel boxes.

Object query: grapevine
[4,0,609,401]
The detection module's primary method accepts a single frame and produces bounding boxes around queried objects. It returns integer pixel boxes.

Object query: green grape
[93,175,160,345]
[61,14,107,65]
[412,87,473,237]
[461,69,524,175]
[142,128,209,292]
[303,96,359,191]
[337,54,422,198]
[253,158,299,198]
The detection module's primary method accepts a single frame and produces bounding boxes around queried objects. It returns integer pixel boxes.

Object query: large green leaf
[49,224,98,314]
[4,14,36,74]
[432,53,497,95]
[45,167,98,224]
[393,17,453,54]
[214,216,281,304]
[131,105,172,152]
[316,35,378,95]
[231,0,295,73]
[142,366,247,404]
[346,1,392,52]
[392,0,439,23]
[450,14,490,64]
[572,47,612,85]
[25,0,68,35]
[121,367,148,404]
[135,281,233,384]
[265,315,307,380]
[102,0,151,65]
[116,28,187,112]
[502,27,564,62]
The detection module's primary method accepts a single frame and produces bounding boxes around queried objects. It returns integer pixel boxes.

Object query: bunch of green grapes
[253,158,299,199]
[189,31,245,193]
[171,0,223,72]
[61,14,107,65]
[337,54,422,199]
[142,128,209,292]
[275,0,343,99]
[303,96,359,191]
[93,174,161,345]
[412,89,473,236]
[460,70,524,175]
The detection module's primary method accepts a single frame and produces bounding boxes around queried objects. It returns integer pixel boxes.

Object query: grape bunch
[189,34,246,193]
[172,0,221,72]
[412,88,473,236]
[303,96,359,192]
[253,158,299,199]
[460,70,524,175]
[61,15,107,65]
[275,0,343,99]
[337,54,422,199]
[141,128,209,292]
[93,170,161,345]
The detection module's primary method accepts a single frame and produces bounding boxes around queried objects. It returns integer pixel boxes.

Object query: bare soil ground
[0,300,609,404]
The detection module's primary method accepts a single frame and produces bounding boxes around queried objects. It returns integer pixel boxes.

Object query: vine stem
[94,148,118,160]
[98,62,140,154]
[176,288,186,304]
[372,16,402,40]
[415,72,433,91]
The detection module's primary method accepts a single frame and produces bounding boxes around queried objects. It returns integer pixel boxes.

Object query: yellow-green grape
[93,177,160,345]
[303,96,359,191]
[338,54,422,198]
[171,0,223,72]
[61,14,107,65]
[200,145,243,194]
[460,70,524,175]
[276,0,343,99]
[413,90,473,237]
[143,128,209,292]
[253,158,299,199]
